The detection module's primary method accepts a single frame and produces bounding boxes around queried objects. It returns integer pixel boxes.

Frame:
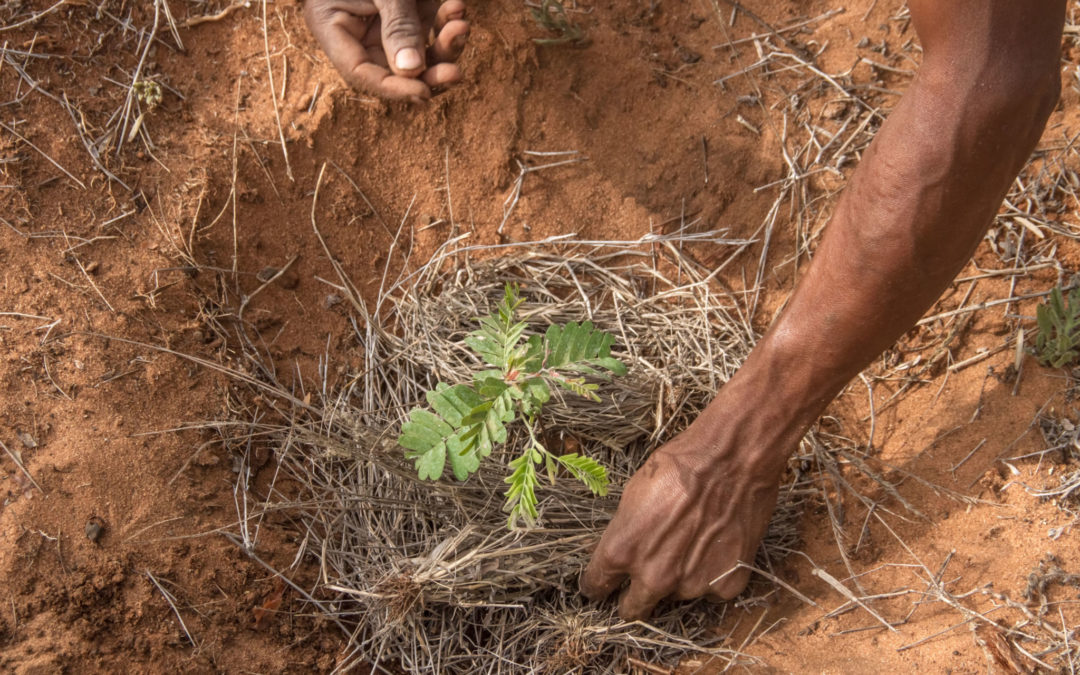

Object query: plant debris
[222,234,855,673]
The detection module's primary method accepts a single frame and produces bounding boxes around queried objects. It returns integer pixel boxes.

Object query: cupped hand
[580,392,798,621]
[304,0,469,101]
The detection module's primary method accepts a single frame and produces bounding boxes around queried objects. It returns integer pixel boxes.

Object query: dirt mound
[2,0,1080,672]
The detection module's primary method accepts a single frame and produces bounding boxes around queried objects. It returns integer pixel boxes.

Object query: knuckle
[597,542,634,572]
[383,21,420,42]
[634,569,674,597]
[378,3,421,37]
[582,554,620,591]
[674,581,708,601]
[303,1,332,25]
[593,528,633,568]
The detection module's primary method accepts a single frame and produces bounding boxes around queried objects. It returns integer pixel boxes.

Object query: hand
[304,0,469,101]
[580,385,799,620]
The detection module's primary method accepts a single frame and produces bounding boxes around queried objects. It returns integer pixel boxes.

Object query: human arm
[581,0,1066,619]
[304,0,469,101]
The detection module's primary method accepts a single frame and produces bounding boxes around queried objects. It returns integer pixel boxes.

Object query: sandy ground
[2,0,1080,671]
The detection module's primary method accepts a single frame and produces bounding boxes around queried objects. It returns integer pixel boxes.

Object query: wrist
[657,308,852,481]
[673,331,839,477]
[728,329,840,427]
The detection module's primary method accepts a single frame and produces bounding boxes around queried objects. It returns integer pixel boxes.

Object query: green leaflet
[459,388,514,458]
[521,377,551,402]
[399,409,453,481]
[396,283,627,529]
[427,382,482,426]
[445,433,479,481]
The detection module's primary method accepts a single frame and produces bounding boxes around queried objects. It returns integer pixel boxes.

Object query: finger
[305,4,375,74]
[707,564,752,600]
[308,15,430,101]
[304,1,378,38]
[428,19,469,63]
[704,588,731,604]
[435,0,467,31]
[618,579,667,621]
[421,62,462,89]
[367,48,389,68]
[580,552,627,602]
[374,0,426,76]
[350,62,432,101]
[673,582,708,602]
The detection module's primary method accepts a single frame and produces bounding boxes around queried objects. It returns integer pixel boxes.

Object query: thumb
[374,0,426,76]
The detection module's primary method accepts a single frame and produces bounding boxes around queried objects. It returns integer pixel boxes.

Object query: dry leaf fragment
[252,577,286,630]
[973,624,1031,675]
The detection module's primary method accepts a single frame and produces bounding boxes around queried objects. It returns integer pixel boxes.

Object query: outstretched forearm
[711,1,1065,466]
[581,1,1066,620]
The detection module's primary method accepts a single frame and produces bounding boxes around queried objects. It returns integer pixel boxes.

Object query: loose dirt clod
[85,517,104,543]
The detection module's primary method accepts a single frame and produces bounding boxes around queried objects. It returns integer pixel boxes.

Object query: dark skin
[304,0,469,101]
[307,0,1067,620]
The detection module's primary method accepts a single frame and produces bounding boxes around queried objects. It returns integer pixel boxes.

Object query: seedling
[133,80,163,109]
[398,284,627,528]
[530,0,586,46]
[1035,286,1080,368]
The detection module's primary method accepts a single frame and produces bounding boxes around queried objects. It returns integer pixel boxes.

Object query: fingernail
[396,48,421,71]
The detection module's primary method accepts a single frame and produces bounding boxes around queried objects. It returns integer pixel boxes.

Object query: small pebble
[85,518,105,543]
[822,100,849,120]
[676,46,701,64]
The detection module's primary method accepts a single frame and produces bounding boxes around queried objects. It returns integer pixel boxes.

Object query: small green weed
[133,80,163,109]
[397,284,626,528]
[1035,286,1080,368]
[530,0,586,46]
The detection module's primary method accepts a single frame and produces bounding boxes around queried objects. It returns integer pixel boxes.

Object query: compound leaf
[541,321,627,378]
[557,453,609,496]
[504,447,541,528]
[552,375,600,402]
[464,284,529,371]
